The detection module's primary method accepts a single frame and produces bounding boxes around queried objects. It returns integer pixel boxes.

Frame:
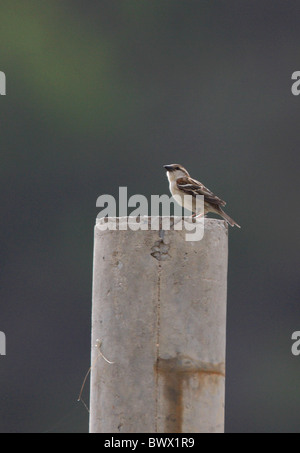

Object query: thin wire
[77,340,114,413]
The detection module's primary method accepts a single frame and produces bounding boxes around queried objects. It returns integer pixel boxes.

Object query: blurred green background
[1,0,300,433]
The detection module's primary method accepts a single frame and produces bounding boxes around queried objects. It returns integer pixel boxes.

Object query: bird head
[163,164,190,182]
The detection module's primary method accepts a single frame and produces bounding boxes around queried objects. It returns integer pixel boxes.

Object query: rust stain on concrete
[155,355,225,433]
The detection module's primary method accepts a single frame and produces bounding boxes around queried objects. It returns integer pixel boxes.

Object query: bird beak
[163,165,173,172]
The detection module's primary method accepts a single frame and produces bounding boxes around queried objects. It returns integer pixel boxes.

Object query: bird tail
[219,208,241,228]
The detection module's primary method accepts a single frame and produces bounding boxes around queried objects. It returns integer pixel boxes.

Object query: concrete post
[90,217,228,433]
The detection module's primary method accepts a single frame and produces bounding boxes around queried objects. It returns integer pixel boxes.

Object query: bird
[163,164,241,228]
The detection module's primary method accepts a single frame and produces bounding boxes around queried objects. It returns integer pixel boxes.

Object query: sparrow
[164,164,241,228]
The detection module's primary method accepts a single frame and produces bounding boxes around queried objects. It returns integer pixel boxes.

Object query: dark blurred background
[1,0,300,433]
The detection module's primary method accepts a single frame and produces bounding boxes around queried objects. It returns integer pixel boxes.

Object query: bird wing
[176,176,226,207]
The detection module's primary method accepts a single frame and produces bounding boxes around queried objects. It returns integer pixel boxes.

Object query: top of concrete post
[95,216,228,243]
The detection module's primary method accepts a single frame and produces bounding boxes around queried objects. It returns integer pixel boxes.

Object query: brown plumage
[164,164,241,228]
